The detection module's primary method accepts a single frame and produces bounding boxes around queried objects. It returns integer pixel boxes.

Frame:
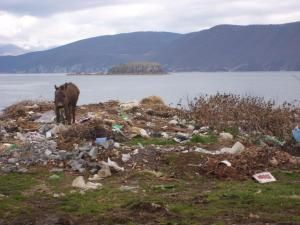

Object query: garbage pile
[0,97,299,183]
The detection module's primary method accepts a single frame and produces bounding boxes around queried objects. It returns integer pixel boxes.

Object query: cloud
[0,0,299,49]
[0,0,135,16]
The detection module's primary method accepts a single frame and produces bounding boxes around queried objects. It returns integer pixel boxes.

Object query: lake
[0,72,300,110]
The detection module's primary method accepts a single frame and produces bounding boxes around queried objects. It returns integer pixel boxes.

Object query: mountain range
[0,21,300,73]
[0,44,27,56]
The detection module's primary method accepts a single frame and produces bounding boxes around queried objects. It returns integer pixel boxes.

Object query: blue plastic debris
[95,137,107,145]
[292,127,300,142]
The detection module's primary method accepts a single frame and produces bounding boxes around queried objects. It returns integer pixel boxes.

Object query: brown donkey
[54,82,80,124]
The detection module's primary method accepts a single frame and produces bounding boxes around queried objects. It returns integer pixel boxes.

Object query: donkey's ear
[55,85,58,90]
[64,83,68,90]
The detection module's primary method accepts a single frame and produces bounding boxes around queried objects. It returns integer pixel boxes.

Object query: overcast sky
[0,0,300,50]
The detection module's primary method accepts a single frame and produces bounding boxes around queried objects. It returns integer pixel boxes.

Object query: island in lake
[107,62,166,75]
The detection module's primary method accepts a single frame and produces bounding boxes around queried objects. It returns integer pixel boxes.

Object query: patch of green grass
[127,137,177,146]
[0,173,37,219]
[189,134,218,144]
[223,127,240,137]
[0,173,37,195]
[59,187,138,215]
[200,171,300,222]
[1,168,300,224]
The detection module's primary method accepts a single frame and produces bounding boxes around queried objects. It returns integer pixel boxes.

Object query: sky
[0,0,300,50]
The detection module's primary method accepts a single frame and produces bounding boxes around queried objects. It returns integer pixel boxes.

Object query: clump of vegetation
[189,134,218,144]
[188,93,300,139]
[108,62,166,74]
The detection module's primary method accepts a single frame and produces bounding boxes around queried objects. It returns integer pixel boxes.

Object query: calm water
[0,72,300,110]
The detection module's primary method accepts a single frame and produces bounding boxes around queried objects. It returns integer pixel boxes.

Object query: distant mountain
[0,21,300,73]
[0,32,181,73]
[156,22,300,71]
[0,44,27,56]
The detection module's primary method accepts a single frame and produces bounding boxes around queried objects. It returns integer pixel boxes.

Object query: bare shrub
[188,93,300,139]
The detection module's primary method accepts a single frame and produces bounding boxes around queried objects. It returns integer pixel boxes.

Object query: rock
[55,192,67,198]
[220,142,245,154]
[133,149,139,155]
[194,148,213,154]
[98,162,112,178]
[72,176,102,190]
[187,125,195,131]
[72,176,87,189]
[17,167,28,173]
[131,127,149,138]
[161,132,169,139]
[193,130,200,134]
[122,153,131,162]
[8,158,18,164]
[1,165,17,173]
[107,158,124,171]
[88,174,102,181]
[58,150,67,160]
[269,157,279,166]
[199,126,210,132]
[69,160,84,172]
[44,149,52,157]
[219,132,234,140]
[114,142,120,148]
[139,128,149,138]
[46,131,52,138]
[168,120,178,125]
[289,157,299,165]
[88,147,98,159]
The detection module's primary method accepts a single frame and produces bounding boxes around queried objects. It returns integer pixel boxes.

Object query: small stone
[53,193,60,198]
[46,131,52,138]
[44,149,52,157]
[88,147,98,159]
[58,150,67,160]
[98,163,112,178]
[161,132,169,139]
[122,153,131,162]
[169,120,178,125]
[199,126,210,132]
[139,128,149,138]
[219,132,234,140]
[114,142,120,148]
[72,176,86,189]
[187,125,195,130]
[8,158,18,164]
[269,157,278,166]
[17,167,28,173]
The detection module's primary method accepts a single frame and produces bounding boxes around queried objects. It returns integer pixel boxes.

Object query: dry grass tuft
[188,94,300,139]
